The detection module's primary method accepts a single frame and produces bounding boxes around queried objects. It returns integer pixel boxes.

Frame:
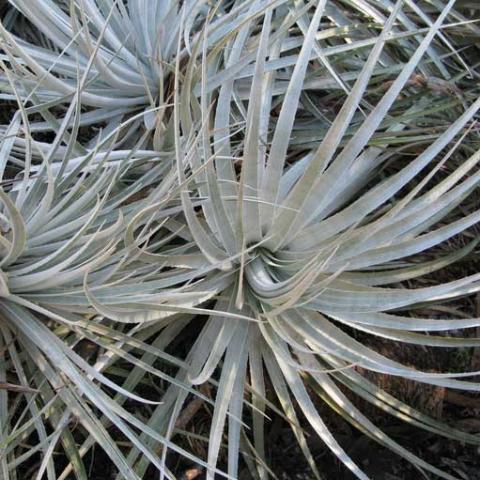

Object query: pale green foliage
[0,1,480,480]
[0,102,205,479]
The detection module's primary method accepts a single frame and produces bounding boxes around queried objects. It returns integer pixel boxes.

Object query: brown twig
[444,390,480,409]
[175,384,211,430]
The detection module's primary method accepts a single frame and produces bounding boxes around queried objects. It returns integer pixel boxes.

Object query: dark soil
[72,381,480,480]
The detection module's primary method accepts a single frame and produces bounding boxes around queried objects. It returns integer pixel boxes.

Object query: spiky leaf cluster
[0,1,480,480]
